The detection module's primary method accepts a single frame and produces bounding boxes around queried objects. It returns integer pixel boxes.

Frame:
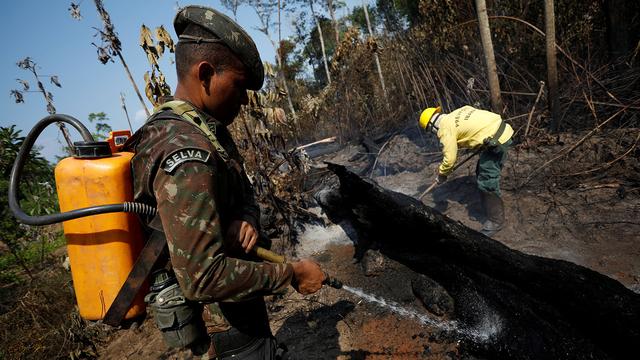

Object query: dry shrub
[226,104,320,247]
[0,264,110,359]
[293,27,410,142]
[285,0,639,150]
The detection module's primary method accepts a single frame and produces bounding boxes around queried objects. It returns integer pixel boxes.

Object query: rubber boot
[481,192,504,237]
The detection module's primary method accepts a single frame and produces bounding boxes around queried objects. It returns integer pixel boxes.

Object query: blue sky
[1,0,367,161]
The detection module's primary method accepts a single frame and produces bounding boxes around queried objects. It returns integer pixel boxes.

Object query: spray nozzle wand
[252,246,343,289]
[322,275,343,289]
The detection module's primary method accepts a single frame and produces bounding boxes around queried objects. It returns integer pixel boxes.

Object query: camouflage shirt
[129,101,293,333]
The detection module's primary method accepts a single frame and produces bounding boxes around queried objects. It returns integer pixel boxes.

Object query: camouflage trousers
[476,139,512,196]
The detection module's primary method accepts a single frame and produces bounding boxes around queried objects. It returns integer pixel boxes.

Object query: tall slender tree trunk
[269,38,297,123]
[310,0,332,84]
[120,92,133,131]
[545,0,560,132]
[474,0,503,113]
[362,0,388,99]
[327,0,340,44]
[277,0,298,138]
[254,2,297,124]
[93,0,150,117]
[117,52,150,117]
[272,40,297,124]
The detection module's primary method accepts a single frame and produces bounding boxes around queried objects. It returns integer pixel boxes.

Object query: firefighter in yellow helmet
[419,105,513,236]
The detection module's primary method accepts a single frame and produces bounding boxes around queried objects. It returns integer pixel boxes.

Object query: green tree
[278,39,306,83]
[349,4,379,34]
[391,0,420,28]
[58,112,112,157]
[302,16,338,86]
[87,112,113,140]
[376,0,403,32]
[0,125,57,279]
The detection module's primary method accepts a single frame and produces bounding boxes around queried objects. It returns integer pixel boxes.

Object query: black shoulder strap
[492,119,508,144]
[103,227,167,326]
[484,117,508,147]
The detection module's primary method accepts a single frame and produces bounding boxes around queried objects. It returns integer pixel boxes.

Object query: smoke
[133,108,147,127]
[296,218,354,258]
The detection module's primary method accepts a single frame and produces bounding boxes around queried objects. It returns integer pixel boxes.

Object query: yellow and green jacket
[436,106,513,175]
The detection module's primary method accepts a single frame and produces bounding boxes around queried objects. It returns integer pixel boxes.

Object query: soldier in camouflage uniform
[127,5,325,359]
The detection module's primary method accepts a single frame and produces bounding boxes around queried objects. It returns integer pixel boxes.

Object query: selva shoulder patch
[162,147,211,173]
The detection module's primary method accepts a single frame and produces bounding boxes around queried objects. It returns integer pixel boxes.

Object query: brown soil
[96,242,462,360]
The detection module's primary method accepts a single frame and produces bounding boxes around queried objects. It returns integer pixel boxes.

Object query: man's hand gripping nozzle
[253,246,343,289]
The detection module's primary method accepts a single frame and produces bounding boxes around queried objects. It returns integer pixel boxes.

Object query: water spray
[253,247,500,342]
[340,285,500,342]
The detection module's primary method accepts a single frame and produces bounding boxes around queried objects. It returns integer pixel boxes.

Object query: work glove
[435,173,448,184]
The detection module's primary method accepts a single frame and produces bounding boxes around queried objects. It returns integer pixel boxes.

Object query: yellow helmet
[419,106,441,130]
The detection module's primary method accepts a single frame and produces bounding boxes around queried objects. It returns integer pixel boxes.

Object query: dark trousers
[476,139,512,196]
[208,327,278,360]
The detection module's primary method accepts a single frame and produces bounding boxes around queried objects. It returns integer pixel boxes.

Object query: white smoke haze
[133,109,147,128]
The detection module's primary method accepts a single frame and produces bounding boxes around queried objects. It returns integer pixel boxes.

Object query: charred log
[320,163,640,360]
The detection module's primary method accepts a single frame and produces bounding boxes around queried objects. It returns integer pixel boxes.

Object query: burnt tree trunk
[319,163,640,360]
[310,0,332,85]
[362,0,388,99]
[326,0,340,45]
[545,0,561,132]
[474,0,503,114]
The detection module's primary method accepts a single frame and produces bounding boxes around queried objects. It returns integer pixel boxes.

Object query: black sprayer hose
[9,114,157,226]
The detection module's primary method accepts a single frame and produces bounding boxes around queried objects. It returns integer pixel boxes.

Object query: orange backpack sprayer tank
[8,115,157,321]
[55,142,145,320]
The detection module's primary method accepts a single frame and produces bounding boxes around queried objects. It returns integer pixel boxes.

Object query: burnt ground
[4,127,637,359]
[367,129,640,290]
[97,242,464,360]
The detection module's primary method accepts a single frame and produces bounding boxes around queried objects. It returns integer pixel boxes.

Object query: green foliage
[278,39,306,83]
[1,126,55,243]
[376,0,403,32]
[392,0,421,28]
[348,4,379,34]
[0,234,64,275]
[302,16,338,86]
[0,125,59,277]
[0,180,24,245]
[87,112,113,140]
[19,183,57,216]
[0,269,20,285]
